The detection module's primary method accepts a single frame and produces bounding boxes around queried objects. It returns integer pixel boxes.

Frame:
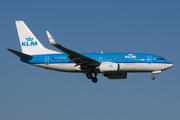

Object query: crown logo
[108,64,113,68]
[26,37,33,41]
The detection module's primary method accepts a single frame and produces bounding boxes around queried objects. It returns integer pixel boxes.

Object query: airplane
[7,21,173,83]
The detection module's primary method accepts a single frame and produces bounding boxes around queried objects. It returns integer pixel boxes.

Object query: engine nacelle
[104,72,127,79]
[99,63,119,72]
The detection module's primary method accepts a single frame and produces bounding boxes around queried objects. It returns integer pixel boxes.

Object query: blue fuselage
[21,53,172,65]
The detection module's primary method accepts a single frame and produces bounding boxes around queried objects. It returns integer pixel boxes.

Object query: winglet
[46,31,57,45]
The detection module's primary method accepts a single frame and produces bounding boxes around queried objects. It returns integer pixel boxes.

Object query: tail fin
[15,21,60,55]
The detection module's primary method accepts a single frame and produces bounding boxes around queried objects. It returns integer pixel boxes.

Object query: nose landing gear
[151,71,161,80]
[151,76,155,80]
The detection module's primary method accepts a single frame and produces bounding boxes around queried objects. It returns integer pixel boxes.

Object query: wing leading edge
[46,31,101,70]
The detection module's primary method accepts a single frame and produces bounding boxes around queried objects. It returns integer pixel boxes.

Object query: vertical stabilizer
[15,21,60,55]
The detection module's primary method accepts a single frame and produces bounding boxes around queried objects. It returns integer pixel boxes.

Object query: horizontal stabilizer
[6,48,33,59]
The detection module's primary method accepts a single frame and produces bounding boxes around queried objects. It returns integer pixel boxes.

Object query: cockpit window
[157,58,165,60]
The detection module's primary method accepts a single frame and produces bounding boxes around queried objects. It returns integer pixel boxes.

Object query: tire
[151,76,155,80]
[86,73,92,79]
[92,77,98,83]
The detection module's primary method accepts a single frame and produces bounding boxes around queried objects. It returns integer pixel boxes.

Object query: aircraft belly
[120,63,166,72]
[120,63,143,71]
[144,63,169,71]
[33,63,79,72]
[33,63,168,73]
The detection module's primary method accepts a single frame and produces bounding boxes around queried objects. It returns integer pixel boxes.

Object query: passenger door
[147,56,152,64]
[45,56,49,65]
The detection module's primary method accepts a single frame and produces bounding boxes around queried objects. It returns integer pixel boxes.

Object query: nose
[167,63,173,69]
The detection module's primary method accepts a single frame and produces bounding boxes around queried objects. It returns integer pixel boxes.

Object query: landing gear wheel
[86,73,92,79]
[92,77,98,83]
[151,76,155,80]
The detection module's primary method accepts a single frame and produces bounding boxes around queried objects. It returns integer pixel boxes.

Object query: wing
[46,31,101,70]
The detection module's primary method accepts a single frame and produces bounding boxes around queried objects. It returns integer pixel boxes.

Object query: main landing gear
[86,72,98,83]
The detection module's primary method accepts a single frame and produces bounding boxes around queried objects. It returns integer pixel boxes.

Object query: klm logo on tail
[22,37,37,46]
